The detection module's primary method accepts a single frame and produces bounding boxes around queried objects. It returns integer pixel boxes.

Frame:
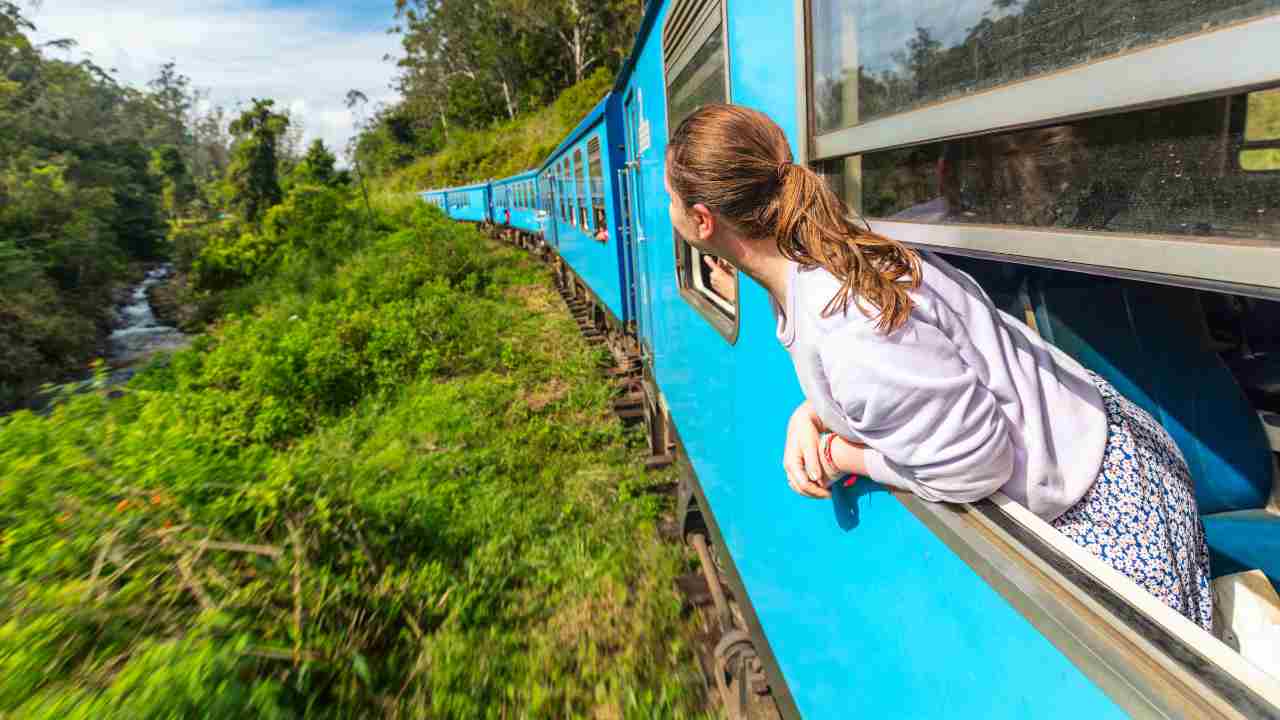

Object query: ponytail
[667,104,921,334]
[773,163,920,333]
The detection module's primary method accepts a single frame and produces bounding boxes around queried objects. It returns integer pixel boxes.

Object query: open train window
[1241,87,1280,172]
[573,147,589,231]
[587,135,606,240]
[663,0,738,343]
[560,161,570,222]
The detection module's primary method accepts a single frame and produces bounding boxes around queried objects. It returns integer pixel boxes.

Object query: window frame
[800,4,1280,302]
[662,0,740,344]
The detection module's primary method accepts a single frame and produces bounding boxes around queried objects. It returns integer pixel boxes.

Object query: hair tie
[775,160,792,184]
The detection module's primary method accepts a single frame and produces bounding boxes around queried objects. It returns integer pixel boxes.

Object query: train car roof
[538,93,612,173]
[492,169,539,185]
[443,180,491,193]
[611,0,664,96]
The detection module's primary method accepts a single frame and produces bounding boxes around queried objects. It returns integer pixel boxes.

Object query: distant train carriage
[438,181,491,225]
[423,1,1280,717]
[419,189,448,211]
[538,93,633,327]
[491,170,542,235]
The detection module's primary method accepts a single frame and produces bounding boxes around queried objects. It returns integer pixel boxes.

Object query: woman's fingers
[784,454,831,499]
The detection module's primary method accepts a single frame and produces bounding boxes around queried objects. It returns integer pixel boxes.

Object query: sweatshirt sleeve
[820,321,1015,503]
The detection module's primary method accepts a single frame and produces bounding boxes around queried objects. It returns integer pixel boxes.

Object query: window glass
[810,0,1280,134]
[1242,87,1280,172]
[667,21,725,133]
[818,90,1280,241]
[664,0,737,337]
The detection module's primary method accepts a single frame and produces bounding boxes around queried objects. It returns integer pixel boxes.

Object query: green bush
[0,194,709,718]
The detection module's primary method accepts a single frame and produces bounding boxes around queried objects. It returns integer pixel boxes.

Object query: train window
[558,163,568,222]
[813,90,1280,243]
[1241,87,1280,172]
[587,135,605,236]
[566,159,575,223]
[574,147,589,231]
[808,0,1280,135]
[663,0,738,342]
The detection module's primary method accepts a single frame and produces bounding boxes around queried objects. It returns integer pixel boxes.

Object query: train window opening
[563,160,573,223]
[936,252,1280,675]
[808,0,1280,135]
[560,162,570,222]
[1241,87,1280,172]
[588,135,606,236]
[663,0,738,342]
[574,147,589,231]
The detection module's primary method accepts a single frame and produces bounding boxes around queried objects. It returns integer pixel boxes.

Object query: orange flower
[115,499,130,513]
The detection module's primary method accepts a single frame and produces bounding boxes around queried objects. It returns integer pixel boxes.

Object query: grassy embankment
[0,191,709,718]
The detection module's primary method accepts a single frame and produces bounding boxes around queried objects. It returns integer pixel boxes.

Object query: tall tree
[227,98,289,224]
[294,138,338,187]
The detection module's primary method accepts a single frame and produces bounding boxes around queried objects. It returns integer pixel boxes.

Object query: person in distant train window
[663,104,1213,631]
[593,207,609,243]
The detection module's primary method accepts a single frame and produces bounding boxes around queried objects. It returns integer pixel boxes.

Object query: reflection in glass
[810,0,1280,133]
[820,91,1280,241]
[667,22,726,132]
[1242,87,1280,172]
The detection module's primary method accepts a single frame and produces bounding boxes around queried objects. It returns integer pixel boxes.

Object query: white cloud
[28,1,402,160]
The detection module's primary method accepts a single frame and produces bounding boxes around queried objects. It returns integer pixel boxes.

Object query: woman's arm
[820,322,1016,503]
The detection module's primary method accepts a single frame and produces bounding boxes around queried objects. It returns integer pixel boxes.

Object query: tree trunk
[499,75,516,120]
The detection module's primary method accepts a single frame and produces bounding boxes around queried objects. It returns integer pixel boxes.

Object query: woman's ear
[691,202,716,243]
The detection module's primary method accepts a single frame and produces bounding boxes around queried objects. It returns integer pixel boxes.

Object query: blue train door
[622,90,654,357]
[542,175,559,248]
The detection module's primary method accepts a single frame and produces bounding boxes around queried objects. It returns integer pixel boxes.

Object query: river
[108,264,189,367]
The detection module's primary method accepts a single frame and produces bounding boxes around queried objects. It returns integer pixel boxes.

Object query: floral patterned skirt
[1050,373,1214,632]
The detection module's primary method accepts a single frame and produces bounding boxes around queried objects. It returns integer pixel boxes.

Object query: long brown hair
[666,104,921,333]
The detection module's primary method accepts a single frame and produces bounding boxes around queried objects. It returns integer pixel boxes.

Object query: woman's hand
[703,255,736,303]
[783,401,832,499]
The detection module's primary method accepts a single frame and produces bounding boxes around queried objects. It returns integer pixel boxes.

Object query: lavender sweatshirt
[776,252,1107,520]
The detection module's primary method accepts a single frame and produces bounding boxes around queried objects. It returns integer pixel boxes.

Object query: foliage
[375,67,613,193]
[350,0,641,177]
[227,99,291,225]
[0,3,235,406]
[289,139,344,189]
[0,196,709,718]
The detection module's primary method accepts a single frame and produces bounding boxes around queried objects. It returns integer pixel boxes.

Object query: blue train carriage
[419,189,448,212]
[610,0,1280,717]
[440,180,492,225]
[538,92,633,331]
[491,169,543,236]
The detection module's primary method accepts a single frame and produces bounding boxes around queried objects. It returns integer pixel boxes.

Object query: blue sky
[29,0,404,158]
